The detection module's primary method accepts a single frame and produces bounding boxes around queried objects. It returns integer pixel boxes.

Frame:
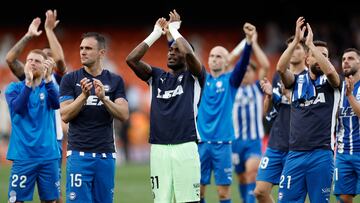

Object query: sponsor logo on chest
[299,92,326,107]
[157,85,184,99]
[85,95,110,106]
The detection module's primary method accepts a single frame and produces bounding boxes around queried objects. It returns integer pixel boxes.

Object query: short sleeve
[147,67,164,86]
[59,73,75,103]
[114,76,127,101]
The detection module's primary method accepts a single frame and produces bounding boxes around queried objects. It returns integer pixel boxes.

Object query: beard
[344,66,358,77]
[310,64,324,76]
[32,69,43,79]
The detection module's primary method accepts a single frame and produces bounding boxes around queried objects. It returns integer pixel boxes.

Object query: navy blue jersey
[267,73,290,151]
[290,71,340,151]
[59,68,126,153]
[148,67,206,144]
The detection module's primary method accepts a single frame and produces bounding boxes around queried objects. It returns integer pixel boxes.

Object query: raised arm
[6,17,42,79]
[167,10,202,77]
[43,58,60,109]
[229,23,254,87]
[251,29,270,80]
[44,9,67,75]
[126,18,167,81]
[305,23,340,88]
[164,23,175,47]
[228,38,246,68]
[276,17,306,88]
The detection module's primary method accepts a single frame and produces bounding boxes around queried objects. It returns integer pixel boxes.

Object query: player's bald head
[208,46,229,74]
[210,46,229,57]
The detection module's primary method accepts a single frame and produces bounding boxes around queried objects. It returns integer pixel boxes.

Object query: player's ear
[99,49,106,57]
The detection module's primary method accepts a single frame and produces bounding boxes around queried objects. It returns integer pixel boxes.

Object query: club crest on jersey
[215,81,225,93]
[157,85,184,99]
[178,75,183,82]
[39,92,45,100]
[69,192,76,200]
[104,85,110,92]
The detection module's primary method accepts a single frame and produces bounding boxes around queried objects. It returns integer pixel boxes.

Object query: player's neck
[290,63,306,74]
[352,71,360,83]
[84,64,103,77]
[210,69,224,78]
[31,76,43,87]
[169,67,185,75]
[309,69,323,81]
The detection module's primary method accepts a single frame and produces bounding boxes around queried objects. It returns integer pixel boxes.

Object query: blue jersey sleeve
[45,81,60,109]
[229,43,252,87]
[114,76,127,100]
[59,73,75,103]
[5,82,31,115]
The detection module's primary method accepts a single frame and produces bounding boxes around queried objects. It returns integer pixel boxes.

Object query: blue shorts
[198,142,232,185]
[66,150,116,203]
[278,149,334,203]
[334,152,360,195]
[256,147,288,184]
[8,159,60,202]
[232,139,262,174]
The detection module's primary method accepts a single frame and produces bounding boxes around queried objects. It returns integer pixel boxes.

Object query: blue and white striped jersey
[233,81,264,140]
[336,80,360,154]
